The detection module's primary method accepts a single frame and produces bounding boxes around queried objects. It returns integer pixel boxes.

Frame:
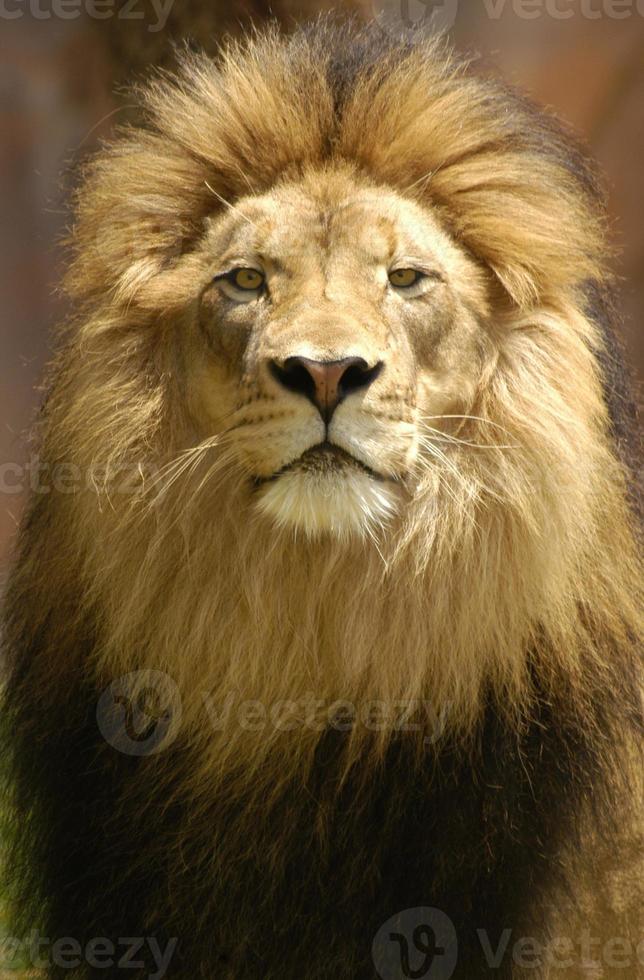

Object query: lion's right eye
[215,267,266,303]
[388,268,424,288]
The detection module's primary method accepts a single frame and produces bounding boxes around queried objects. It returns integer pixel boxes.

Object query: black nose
[270,356,383,422]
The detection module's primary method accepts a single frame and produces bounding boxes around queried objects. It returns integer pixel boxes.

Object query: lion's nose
[270,356,383,422]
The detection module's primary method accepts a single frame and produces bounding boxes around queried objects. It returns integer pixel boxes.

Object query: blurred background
[1,0,643,570]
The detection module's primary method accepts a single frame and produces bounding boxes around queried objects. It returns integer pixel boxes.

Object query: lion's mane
[2,20,641,979]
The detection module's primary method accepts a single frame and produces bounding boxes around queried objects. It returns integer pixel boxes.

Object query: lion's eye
[231,268,265,291]
[214,267,266,303]
[388,268,423,288]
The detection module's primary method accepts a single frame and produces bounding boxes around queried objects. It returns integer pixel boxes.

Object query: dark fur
[3,628,637,979]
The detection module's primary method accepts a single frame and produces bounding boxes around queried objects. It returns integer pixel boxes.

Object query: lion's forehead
[208,176,451,277]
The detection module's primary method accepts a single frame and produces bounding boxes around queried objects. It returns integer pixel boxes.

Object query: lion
[1,20,641,980]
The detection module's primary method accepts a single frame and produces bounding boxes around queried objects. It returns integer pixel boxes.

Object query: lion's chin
[255,467,398,538]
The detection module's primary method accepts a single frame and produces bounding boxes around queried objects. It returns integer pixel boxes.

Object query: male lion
[2,21,641,980]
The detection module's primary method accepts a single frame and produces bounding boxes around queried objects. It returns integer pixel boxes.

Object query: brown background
[1,0,642,569]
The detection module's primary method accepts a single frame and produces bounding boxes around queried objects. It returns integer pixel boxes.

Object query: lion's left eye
[388,268,424,289]
[231,268,265,290]
[215,267,266,302]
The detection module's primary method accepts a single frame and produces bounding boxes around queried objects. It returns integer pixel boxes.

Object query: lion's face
[183,167,492,536]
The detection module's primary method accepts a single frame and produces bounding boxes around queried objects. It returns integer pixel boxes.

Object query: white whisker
[421,414,518,443]
[205,181,258,230]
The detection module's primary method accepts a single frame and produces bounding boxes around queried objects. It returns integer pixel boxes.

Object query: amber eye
[389,268,423,288]
[214,267,266,303]
[230,268,265,291]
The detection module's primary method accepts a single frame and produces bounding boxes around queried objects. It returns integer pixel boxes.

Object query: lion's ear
[436,163,607,309]
[64,133,212,311]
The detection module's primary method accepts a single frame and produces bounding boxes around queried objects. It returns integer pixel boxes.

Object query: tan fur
[10,28,641,973]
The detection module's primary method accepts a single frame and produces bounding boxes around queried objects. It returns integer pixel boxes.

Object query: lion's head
[9,23,638,781]
[181,167,490,536]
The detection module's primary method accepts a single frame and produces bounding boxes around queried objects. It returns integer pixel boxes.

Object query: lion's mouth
[255,441,384,486]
